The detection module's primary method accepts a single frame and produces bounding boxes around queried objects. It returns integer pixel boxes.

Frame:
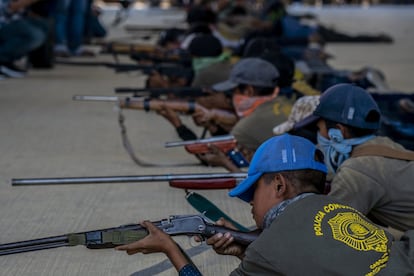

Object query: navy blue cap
[294,83,381,130]
[229,134,327,202]
[314,83,381,130]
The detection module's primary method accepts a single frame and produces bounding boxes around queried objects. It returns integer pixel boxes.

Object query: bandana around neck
[232,93,277,118]
[317,129,375,174]
[262,193,314,229]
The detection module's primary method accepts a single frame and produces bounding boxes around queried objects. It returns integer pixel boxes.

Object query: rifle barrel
[165,135,236,147]
[72,95,120,102]
[11,173,247,186]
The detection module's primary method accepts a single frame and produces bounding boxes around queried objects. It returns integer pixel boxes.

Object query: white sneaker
[0,64,26,78]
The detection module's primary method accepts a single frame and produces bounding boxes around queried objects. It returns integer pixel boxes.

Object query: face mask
[232,94,276,118]
[317,129,375,173]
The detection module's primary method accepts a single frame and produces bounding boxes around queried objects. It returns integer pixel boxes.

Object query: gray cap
[212,58,279,92]
[314,83,381,130]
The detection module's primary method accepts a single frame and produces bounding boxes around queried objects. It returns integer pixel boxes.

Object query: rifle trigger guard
[189,235,204,247]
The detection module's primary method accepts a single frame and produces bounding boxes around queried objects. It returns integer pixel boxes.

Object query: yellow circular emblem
[328,212,388,252]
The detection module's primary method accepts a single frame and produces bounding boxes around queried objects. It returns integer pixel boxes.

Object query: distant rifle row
[56,60,194,82]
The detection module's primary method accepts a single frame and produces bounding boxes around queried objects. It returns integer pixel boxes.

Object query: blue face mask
[317,129,375,174]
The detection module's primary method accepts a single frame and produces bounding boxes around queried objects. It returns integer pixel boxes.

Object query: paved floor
[0,5,413,276]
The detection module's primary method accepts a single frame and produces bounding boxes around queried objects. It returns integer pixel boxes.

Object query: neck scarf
[317,129,375,174]
[232,93,276,118]
[262,193,314,229]
[192,52,231,72]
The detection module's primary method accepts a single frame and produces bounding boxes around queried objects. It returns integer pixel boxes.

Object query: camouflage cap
[273,95,320,135]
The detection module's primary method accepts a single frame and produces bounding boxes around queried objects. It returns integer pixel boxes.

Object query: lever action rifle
[166,135,249,168]
[0,214,259,256]
[11,172,247,190]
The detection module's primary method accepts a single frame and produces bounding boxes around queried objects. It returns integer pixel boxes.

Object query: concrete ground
[0,4,413,276]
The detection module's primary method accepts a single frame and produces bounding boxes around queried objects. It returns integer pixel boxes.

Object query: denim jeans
[0,18,48,64]
[53,0,88,53]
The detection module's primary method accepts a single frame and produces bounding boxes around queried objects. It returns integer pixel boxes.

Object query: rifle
[72,95,238,125]
[165,135,249,168]
[114,86,208,99]
[0,214,258,256]
[11,172,247,189]
[73,95,205,114]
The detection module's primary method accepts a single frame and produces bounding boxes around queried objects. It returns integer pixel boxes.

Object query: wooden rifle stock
[103,42,157,54]
[0,215,259,256]
[165,135,237,155]
[165,135,249,168]
[169,178,237,190]
[184,140,237,155]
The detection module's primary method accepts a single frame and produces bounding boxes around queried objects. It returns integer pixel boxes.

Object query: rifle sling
[351,144,414,160]
[117,108,200,167]
[186,191,250,232]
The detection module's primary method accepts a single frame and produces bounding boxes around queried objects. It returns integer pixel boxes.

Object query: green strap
[186,191,250,232]
[67,230,148,246]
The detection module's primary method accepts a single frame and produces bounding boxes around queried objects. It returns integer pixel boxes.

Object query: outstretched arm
[115,221,195,273]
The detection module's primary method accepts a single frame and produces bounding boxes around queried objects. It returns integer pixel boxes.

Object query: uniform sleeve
[178,264,202,276]
[230,246,283,276]
[328,162,386,215]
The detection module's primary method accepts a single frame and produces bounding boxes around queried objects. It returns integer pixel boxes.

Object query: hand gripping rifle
[0,214,259,256]
[165,135,249,168]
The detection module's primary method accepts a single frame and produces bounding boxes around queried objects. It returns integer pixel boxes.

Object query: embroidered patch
[328,212,388,253]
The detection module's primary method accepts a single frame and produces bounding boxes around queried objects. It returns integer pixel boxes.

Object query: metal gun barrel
[72,95,120,102]
[165,135,236,148]
[11,172,247,186]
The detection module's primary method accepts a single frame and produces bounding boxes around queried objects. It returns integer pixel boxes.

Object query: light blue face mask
[317,129,375,174]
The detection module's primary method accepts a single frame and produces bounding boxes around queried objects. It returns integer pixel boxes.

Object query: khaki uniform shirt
[329,136,414,232]
[231,96,293,151]
[231,194,399,275]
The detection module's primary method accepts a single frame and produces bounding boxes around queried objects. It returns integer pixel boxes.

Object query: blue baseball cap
[229,134,327,202]
[294,84,381,131]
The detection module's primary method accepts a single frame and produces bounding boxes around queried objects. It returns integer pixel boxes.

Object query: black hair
[186,5,217,25]
[263,169,326,195]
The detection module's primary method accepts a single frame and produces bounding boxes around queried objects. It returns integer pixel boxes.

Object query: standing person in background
[51,0,94,57]
[0,0,48,78]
